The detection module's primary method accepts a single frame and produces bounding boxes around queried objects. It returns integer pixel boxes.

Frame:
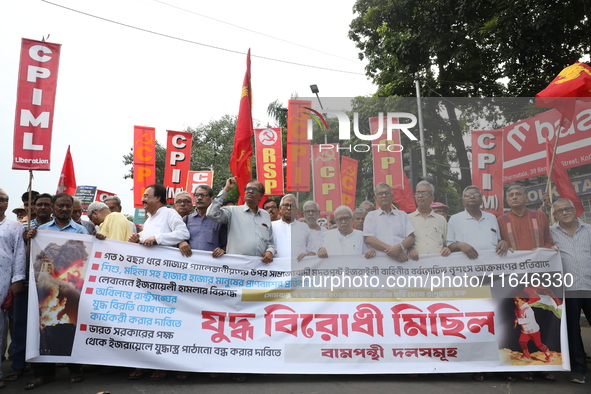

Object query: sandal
[472,373,485,381]
[24,376,55,390]
[4,370,23,381]
[537,372,556,381]
[128,369,144,380]
[150,370,167,381]
[175,372,189,380]
[520,372,534,381]
[69,373,84,383]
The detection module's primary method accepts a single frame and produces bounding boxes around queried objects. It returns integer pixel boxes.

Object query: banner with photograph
[27,232,568,374]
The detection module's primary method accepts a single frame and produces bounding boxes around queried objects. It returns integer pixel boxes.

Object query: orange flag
[230,50,254,204]
[56,145,77,195]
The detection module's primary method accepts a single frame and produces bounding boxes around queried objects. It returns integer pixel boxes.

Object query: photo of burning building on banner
[32,238,90,356]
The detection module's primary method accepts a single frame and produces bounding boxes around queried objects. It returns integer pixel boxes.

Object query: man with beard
[407,181,450,260]
[363,183,414,262]
[72,197,96,235]
[179,185,227,259]
[25,193,87,389]
[0,189,26,390]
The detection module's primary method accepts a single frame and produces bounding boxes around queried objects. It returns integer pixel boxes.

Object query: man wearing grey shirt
[549,198,591,384]
[207,177,275,263]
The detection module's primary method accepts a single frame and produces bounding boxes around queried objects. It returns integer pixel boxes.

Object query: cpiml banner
[13,38,62,170]
[28,232,568,374]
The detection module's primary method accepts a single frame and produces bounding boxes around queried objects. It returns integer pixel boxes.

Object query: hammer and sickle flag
[230,49,254,204]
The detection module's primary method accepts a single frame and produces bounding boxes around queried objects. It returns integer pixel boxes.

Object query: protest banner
[133,126,156,208]
[13,38,61,171]
[312,144,342,215]
[255,128,284,196]
[163,130,193,204]
[471,130,504,215]
[28,231,568,374]
[74,185,97,213]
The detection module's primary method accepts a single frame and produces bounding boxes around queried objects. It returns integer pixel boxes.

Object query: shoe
[569,377,585,384]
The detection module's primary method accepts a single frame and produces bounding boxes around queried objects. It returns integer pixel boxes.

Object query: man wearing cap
[87,202,132,242]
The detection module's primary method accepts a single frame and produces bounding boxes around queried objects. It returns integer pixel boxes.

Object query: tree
[349,0,590,191]
[123,115,241,202]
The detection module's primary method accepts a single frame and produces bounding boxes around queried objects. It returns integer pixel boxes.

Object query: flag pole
[545,114,565,224]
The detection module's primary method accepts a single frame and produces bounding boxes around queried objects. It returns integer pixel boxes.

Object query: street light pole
[414,73,428,178]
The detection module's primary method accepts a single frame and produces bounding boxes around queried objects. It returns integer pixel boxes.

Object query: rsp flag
[13,38,61,170]
[255,128,284,195]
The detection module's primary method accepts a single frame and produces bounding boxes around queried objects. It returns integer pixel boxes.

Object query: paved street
[1,324,589,393]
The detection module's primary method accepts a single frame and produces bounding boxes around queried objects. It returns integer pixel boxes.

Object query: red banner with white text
[133,126,156,208]
[471,130,504,215]
[95,190,115,202]
[13,38,62,170]
[341,156,358,210]
[312,144,342,215]
[287,100,312,192]
[164,130,193,204]
[186,171,214,193]
[255,128,284,196]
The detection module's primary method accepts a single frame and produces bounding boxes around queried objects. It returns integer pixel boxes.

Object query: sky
[0,0,376,218]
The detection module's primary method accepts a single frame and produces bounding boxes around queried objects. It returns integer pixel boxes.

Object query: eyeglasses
[0,198,8,203]
[554,207,574,215]
[376,191,392,197]
[414,191,431,196]
[464,192,482,198]
[194,193,210,198]
[280,204,293,209]
[87,211,94,218]
[245,187,262,193]
[264,205,277,211]
[304,209,318,215]
[335,216,352,222]
[175,199,192,205]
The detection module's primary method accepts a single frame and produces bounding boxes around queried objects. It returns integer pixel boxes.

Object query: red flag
[545,142,584,217]
[392,173,416,212]
[536,62,591,121]
[56,146,77,195]
[230,50,254,204]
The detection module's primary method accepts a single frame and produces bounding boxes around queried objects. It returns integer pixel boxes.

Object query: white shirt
[447,210,500,250]
[272,219,313,258]
[322,229,367,256]
[363,208,414,255]
[139,206,190,246]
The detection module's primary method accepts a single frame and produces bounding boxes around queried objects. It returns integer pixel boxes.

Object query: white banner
[28,231,569,374]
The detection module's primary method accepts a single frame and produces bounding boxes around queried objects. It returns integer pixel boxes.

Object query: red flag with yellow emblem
[536,62,591,120]
[230,50,254,204]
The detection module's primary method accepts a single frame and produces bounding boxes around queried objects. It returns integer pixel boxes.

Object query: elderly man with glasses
[550,198,590,384]
[447,185,508,259]
[318,205,375,259]
[207,177,275,263]
[407,181,450,261]
[272,194,313,261]
[173,191,194,218]
[363,182,415,262]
